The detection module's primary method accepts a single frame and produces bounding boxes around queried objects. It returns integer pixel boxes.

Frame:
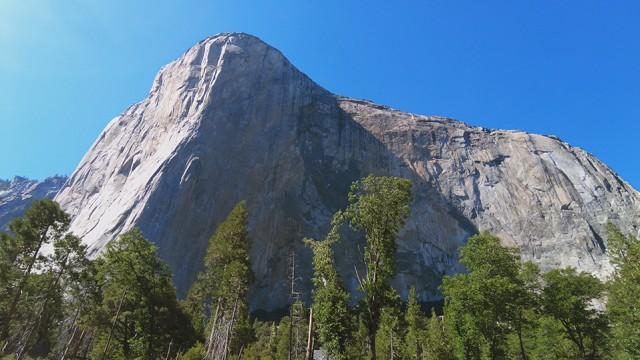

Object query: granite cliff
[53,33,640,311]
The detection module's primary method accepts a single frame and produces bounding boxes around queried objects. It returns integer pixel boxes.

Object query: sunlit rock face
[0,176,67,231]
[54,33,640,311]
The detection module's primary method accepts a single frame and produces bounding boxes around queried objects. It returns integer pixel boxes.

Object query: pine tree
[305,211,353,360]
[242,320,277,360]
[19,234,93,358]
[375,305,404,360]
[14,271,63,358]
[441,236,490,359]
[185,201,253,359]
[423,310,454,360]
[0,232,19,303]
[346,314,372,359]
[403,287,424,359]
[0,199,70,348]
[343,175,412,360]
[179,342,206,360]
[56,254,101,360]
[90,228,195,359]
[0,200,97,359]
[606,223,640,357]
[274,314,307,360]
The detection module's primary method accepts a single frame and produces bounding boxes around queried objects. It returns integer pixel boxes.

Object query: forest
[0,175,639,359]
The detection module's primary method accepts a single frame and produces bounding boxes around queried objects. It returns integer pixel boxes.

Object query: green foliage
[4,187,640,360]
[606,223,640,357]
[179,342,205,360]
[273,313,307,360]
[528,315,575,360]
[423,310,455,360]
[90,228,195,359]
[346,314,372,359]
[0,199,96,358]
[344,175,412,359]
[442,232,531,359]
[305,211,353,360]
[541,267,608,359]
[242,321,277,360]
[1,199,70,347]
[30,234,93,358]
[274,316,292,360]
[185,201,253,358]
[375,305,404,360]
[441,232,613,360]
[403,287,424,359]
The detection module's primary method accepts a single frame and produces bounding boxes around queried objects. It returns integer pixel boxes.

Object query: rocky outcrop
[0,176,67,230]
[54,33,640,311]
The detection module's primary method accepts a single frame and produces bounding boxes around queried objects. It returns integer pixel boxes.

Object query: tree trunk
[61,295,85,360]
[517,327,527,360]
[164,338,173,360]
[368,325,376,360]
[305,308,314,360]
[222,297,239,360]
[100,291,126,360]
[1,231,48,340]
[206,299,222,359]
[19,253,70,355]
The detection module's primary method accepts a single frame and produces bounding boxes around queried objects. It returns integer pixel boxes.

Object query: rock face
[54,33,640,311]
[0,176,67,230]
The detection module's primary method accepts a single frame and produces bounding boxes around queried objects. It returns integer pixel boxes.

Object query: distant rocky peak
[0,175,68,230]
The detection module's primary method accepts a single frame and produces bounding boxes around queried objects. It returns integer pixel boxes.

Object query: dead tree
[205,295,242,360]
[305,308,314,360]
[288,249,307,360]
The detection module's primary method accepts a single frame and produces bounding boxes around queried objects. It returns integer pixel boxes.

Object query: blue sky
[1,1,638,188]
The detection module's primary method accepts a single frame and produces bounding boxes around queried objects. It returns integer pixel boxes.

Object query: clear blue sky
[1,1,638,188]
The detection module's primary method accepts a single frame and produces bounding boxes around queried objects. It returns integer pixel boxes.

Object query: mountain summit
[54,33,640,311]
[0,175,67,230]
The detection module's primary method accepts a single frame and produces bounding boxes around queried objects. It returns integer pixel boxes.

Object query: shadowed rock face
[54,33,640,311]
[0,176,67,231]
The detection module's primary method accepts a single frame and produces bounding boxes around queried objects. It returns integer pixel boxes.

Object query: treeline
[0,199,195,359]
[0,176,638,359]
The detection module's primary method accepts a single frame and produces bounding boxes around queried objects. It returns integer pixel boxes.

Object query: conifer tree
[423,310,455,360]
[56,254,101,360]
[185,201,253,359]
[375,304,404,360]
[179,342,205,360]
[344,175,412,360]
[347,314,372,359]
[19,234,93,357]
[273,313,308,360]
[0,199,70,347]
[90,228,195,359]
[242,320,277,360]
[403,287,424,359]
[275,316,292,360]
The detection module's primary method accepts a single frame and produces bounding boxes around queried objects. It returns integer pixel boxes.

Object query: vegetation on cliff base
[0,176,638,359]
